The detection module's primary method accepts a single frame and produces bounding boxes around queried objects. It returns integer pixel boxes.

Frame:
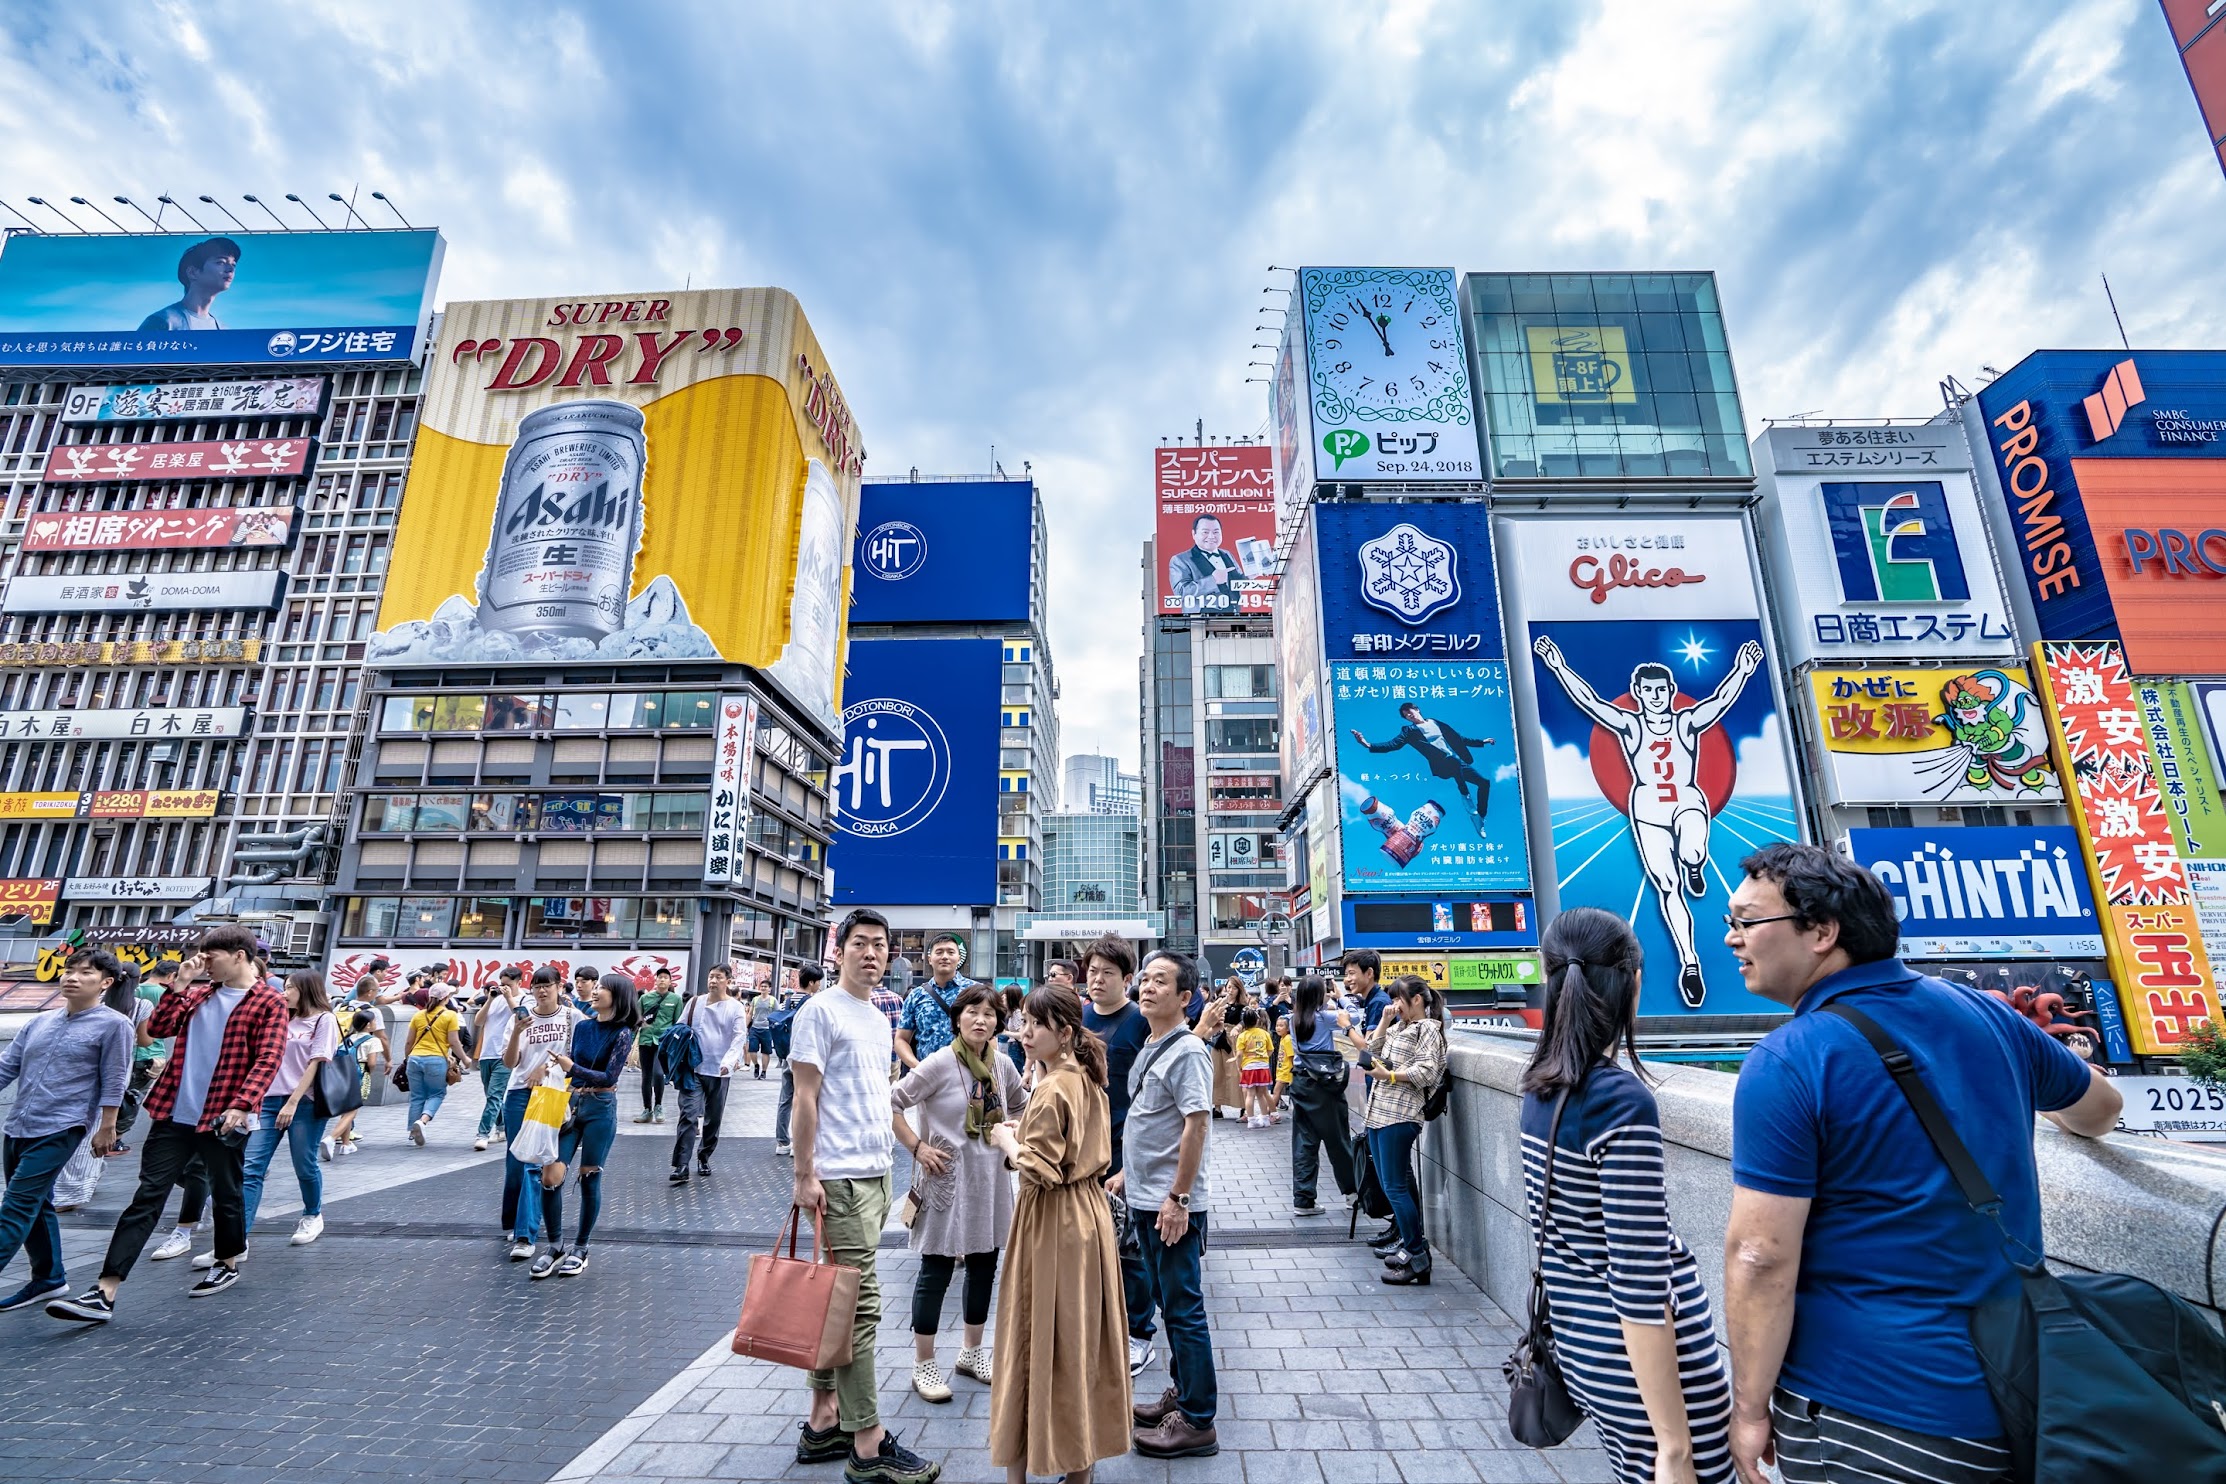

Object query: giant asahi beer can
[479,399,648,642]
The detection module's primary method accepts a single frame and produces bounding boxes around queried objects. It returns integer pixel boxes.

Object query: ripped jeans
[540,1089,617,1250]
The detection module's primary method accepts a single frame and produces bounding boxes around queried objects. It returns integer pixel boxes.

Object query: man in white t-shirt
[496,969,583,1261]
[471,966,524,1152]
[787,909,937,1484]
[670,964,744,1184]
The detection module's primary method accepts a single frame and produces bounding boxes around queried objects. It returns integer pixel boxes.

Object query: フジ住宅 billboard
[827,637,1001,906]
[1807,666,2062,807]
[1155,446,1277,617]
[0,229,442,367]
[852,480,1033,624]
[1504,513,1800,1020]
[1753,425,2017,666]
[369,288,863,735]
[1973,350,2226,676]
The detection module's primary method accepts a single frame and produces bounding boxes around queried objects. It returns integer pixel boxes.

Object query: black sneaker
[188,1265,241,1298]
[697,1161,712,1178]
[844,1429,940,1484]
[46,1287,113,1324]
[796,1420,849,1465]
[668,1169,691,1185]
[0,1277,66,1312]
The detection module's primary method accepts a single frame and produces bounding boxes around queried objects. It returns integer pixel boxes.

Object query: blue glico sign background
[850,480,1034,625]
[1313,501,1506,663]
[0,229,442,367]
[829,637,1002,905]
[1846,826,2103,958]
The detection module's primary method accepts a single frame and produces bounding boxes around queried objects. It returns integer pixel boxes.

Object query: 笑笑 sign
[0,229,442,368]
[1155,446,1277,616]
[370,288,862,735]
[25,505,294,553]
[1755,426,2018,666]
[41,438,313,483]
[1807,667,2061,806]
[1292,267,1484,485]
[1847,826,2101,957]
[2036,640,2219,1054]
[61,377,326,423]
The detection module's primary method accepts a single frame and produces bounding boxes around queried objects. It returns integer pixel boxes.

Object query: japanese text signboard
[60,378,326,423]
[1155,446,1277,616]
[1807,666,2061,806]
[0,707,247,741]
[1312,501,1506,661]
[702,694,758,885]
[41,438,314,484]
[2036,640,2219,1053]
[0,790,219,820]
[1,571,286,614]
[0,639,260,667]
[0,879,60,924]
[24,505,294,553]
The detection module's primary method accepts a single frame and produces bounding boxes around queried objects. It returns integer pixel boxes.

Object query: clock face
[1305,268,1469,421]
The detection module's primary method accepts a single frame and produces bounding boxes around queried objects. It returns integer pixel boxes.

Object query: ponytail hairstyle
[1021,982,1108,1087]
[1293,973,1330,1045]
[1390,974,1443,1023]
[1523,906,1647,1096]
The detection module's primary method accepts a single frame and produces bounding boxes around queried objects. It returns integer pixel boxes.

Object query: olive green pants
[807,1174,891,1433]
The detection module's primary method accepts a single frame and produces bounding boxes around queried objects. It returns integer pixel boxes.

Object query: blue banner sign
[851,480,1033,625]
[1847,826,2104,957]
[1313,500,1506,661]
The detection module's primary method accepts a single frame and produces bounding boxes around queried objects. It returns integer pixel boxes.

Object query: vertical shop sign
[703,694,757,884]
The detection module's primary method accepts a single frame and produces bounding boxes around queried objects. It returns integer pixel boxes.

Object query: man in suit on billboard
[1167,515,1243,612]
[1348,702,1494,825]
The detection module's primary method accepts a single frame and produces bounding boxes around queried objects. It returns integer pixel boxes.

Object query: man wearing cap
[138,237,240,332]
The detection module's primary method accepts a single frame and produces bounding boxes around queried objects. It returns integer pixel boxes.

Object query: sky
[2,0,2221,777]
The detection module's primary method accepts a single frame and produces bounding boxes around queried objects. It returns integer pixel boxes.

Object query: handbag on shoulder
[733,1205,863,1370]
[1503,1083,1587,1448]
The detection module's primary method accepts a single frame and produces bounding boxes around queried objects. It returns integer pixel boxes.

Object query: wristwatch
[1171,1192,1191,1210]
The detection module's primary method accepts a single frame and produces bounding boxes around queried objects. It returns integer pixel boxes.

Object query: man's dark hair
[1191,514,1221,533]
[1080,934,1135,981]
[177,236,241,286]
[1399,702,1422,719]
[797,963,825,988]
[498,965,524,982]
[1740,843,1900,965]
[1139,949,1198,997]
[147,955,183,981]
[928,930,965,952]
[1343,949,1382,981]
[837,907,891,947]
[573,964,600,983]
[65,947,125,986]
[1047,956,1080,981]
[1631,662,1675,690]
[197,923,257,957]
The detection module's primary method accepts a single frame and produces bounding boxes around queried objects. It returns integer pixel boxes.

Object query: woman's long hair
[597,971,643,1031]
[287,970,333,1018]
[1522,906,1647,1096]
[1021,983,1107,1087]
[1293,973,1330,1044]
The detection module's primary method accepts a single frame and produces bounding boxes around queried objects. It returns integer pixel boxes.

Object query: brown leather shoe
[1132,1384,1180,1429]
[1133,1411,1219,1458]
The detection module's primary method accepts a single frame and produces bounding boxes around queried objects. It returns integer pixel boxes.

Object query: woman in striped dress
[1520,907,1733,1484]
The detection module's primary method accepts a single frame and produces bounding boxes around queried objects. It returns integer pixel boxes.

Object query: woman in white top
[238,971,340,1249]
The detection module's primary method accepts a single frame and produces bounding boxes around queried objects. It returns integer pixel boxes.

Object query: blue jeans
[240,1093,329,1230]
[0,1127,83,1287]
[775,1066,794,1144]
[1133,1211,1216,1426]
[499,1087,539,1241]
[1368,1121,1425,1255]
[543,1090,617,1248]
[406,1055,451,1124]
[475,1060,511,1139]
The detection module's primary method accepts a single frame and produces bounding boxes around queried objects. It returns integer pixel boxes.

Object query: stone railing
[1418,1031,2226,1330]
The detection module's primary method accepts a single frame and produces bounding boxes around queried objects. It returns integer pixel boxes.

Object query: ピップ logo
[831,698,950,839]
[860,520,928,581]
[1819,482,1970,603]
[2084,358,2144,442]
[1356,522,1460,624]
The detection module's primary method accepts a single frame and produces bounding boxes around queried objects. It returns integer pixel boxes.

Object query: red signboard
[2162,0,2226,177]
[2038,640,2187,906]
[0,879,60,924]
[23,504,295,552]
[42,438,315,484]
[1154,445,1277,616]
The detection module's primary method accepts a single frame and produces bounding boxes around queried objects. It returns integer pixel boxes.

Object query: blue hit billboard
[829,636,1001,906]
[851,480,1034,625]
[0,229,444,367]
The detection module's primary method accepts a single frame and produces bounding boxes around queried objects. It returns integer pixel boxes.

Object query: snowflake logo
[1356,521,1461,624]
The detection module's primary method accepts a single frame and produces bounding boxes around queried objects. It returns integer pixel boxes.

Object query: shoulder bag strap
[1130,1025,1190,1095]
[1817,1001,2003,1218]
[1528,1085,1575,1344]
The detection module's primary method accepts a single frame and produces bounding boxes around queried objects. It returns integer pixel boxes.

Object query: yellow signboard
[1524,324,1636,406]
[0,790,219,820]
[1380,952,1542,994]
[1808,666,2062,807]
[0,793,84,819]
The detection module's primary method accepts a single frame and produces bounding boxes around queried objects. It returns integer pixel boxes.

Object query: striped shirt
[1521,1065,1733,1484]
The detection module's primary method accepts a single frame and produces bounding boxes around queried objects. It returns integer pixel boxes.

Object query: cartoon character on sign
[1918,670,2053,798]
[1532,634,1764,1009]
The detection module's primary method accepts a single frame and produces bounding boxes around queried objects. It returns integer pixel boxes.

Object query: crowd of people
[0,840,2139,1484]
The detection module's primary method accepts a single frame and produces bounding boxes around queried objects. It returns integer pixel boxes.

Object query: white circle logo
[832,698,951,839]
[861,521,929,581]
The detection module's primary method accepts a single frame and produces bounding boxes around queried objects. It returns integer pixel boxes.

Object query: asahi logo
[501,480,634,537]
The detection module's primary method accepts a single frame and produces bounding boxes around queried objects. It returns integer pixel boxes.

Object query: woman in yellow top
[985,984,1129,1484]
[1234,1009,1275,1128]
[403,985,467,1146]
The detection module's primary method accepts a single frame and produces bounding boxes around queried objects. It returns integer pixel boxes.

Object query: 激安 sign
[0,707,247,741]
[62,877,212,903]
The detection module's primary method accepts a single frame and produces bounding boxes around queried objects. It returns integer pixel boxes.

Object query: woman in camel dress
[986,984,1130,1483]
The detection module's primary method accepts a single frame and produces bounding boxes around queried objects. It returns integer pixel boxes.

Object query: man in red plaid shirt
[48,924,287,1323]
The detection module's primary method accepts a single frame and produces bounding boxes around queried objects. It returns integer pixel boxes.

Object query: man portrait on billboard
[137,238,242,332]
[1348,701,1495,826]
[1168,513,1243,612]
[1532,634,1763,1010]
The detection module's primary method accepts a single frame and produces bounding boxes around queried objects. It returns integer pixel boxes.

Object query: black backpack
[1822,1002,2226,1482]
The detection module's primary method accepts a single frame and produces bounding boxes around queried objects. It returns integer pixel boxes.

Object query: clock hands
[1348,296,1395,357]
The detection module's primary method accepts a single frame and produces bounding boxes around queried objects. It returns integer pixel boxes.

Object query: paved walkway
[0,1064,1613,1484]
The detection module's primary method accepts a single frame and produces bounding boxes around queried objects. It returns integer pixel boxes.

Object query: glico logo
[1819,482,1969,603]
[860,521,928,581]
[2084,358,2144,442]
[831,698,950,839]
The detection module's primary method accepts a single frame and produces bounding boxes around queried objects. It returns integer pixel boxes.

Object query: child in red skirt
[1235,1007,1275,1128]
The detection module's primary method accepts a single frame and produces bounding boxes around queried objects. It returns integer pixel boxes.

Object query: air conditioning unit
[286,919,326,958]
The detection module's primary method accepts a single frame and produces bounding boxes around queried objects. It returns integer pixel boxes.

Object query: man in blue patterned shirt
[894,933,974,1070]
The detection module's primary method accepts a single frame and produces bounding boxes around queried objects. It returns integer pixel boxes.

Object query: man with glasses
[1719,843,2121,1484]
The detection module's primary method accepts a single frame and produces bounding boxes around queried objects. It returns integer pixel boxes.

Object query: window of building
[1207,717,1278,753]
[455,897,510,940]
[1204,664,1275,699]
[554,693,615,730]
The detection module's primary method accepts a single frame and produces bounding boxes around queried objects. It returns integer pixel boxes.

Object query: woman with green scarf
[891,982,1030,1404]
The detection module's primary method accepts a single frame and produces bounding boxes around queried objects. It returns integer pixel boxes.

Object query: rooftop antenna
[157,194,208,230]
[113,196,164,230]
[1195,418,1204,447]
[328,191,372,229]
[69,196,132,232]
[25,198,86,232]
[369,191,413,227]
[198,195,251,230]
[2101,273,2131,352]
[241,195,291,230]
[284,193,332,228]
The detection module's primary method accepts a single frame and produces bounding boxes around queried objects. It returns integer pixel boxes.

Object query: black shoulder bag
[1821,1001,2226,1483]
[1503,1084,1586,1448]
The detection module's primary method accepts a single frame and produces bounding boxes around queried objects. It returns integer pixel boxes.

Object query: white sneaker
[149,1226,196,1262]
[473,1135,490,1151]
[191,1242,245,1270]
[1128,1335,1155,1378]
[911,1359,952,1403]
[409,1116,428,1146]
[291,1215,324,1246]
[320,1136,336,1162]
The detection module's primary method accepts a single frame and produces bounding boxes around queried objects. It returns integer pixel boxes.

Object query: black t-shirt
[1083,999,1152,1132]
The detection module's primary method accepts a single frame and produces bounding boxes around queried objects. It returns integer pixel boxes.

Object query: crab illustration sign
[1807,665,2063,806]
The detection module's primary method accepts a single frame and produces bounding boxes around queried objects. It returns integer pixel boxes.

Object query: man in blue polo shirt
[1721,843,2120,1484]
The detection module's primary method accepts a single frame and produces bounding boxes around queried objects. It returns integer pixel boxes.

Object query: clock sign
[1299,266,1483,485]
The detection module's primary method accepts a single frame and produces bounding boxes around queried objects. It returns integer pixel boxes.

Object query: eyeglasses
[1723,912,1801,934]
